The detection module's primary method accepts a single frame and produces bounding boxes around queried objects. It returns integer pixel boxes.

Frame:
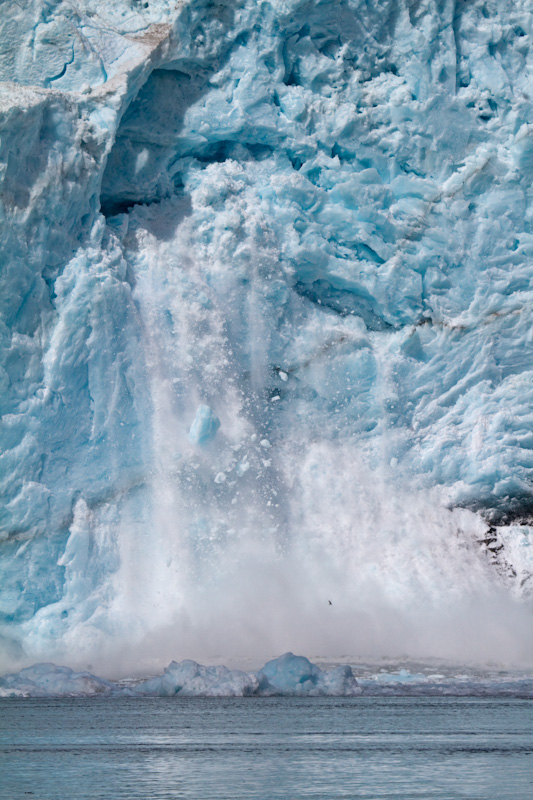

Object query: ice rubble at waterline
[0,654,361,698]
[2,653,533,698]
[1,0,533,671]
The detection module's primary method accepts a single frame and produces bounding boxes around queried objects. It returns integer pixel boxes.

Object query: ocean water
[1,697,532,800]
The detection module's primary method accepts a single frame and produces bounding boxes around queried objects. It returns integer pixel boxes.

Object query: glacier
[2,0,533,673]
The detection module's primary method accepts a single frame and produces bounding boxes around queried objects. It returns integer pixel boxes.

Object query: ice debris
[2,654,533,698]
[0,663,116,698]
[0,654,361,698]
[188,405,221,446]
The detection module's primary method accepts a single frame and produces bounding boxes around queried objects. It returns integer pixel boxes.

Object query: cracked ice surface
[2,0,533,672]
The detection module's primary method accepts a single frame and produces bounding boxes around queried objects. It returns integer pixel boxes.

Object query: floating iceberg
[133,652,361,696]
[134,659,262,697]
[0,662,117,698]
[2,654,532,698]
[0,653,361,698]
[257,652,322,693]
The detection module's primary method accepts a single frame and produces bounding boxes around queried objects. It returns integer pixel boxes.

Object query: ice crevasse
[1,0,533,671]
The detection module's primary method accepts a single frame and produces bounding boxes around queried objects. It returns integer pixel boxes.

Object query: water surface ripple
[1,697,532,799]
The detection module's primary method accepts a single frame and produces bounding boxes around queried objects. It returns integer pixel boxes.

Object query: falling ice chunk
[188,405,221,446]
[235,460,250,476]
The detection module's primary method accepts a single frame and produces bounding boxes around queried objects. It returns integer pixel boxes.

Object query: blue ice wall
[1,0,533,670]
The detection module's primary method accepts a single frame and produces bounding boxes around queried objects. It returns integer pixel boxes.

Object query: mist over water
[110,492,533,679]
[89,203,532,678]
[30,227,533,675]
[5,185,533,679]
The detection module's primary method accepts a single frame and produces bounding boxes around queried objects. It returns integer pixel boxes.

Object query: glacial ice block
[0,653,361,697]
[0,663,116,697]
[134,659,261,697]
[257,653,361,696]
[4,654,533,698]
[188,405,221,446]
[257,652,321,693]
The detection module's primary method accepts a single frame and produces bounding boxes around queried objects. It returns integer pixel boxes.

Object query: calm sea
[1,696,532,799]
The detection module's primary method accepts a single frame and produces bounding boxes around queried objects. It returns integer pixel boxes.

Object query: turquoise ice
[1,0,533,670]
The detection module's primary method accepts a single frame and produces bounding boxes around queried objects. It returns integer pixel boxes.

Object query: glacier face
[2,0,533,672]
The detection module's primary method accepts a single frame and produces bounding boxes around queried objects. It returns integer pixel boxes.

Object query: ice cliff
[2,0,533,672]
